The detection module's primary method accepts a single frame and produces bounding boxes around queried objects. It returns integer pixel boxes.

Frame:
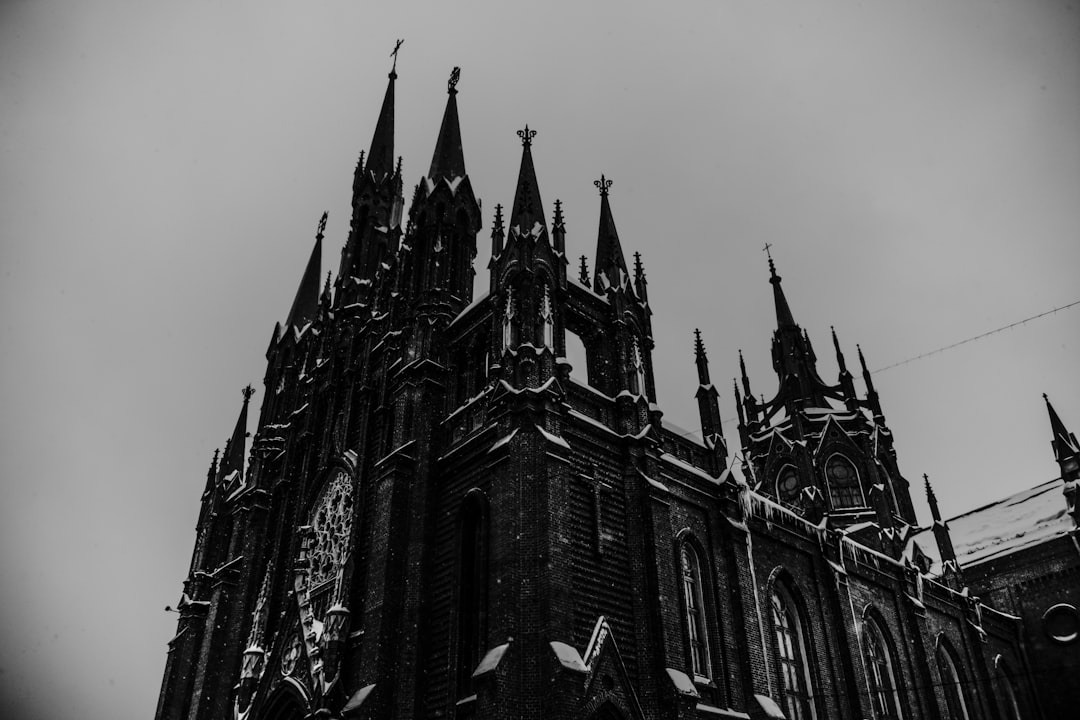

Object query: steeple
[592,175,630,293]
[768,250,796,329]
[285,213,325,332]
[220,386,255,479]
[832,326,857,406]
[858,344,885,423]
[365,54,399,181]
[428,67,466,181]
[694,329,727,474]
[1044,394,1080,523]
[924,474,960,577]
[508,126,547,240]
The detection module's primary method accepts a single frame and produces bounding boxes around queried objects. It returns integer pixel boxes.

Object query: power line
[872,299,1080,374]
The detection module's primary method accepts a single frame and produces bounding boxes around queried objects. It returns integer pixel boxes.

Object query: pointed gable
[285,216,324,331]
[593,179,630,293]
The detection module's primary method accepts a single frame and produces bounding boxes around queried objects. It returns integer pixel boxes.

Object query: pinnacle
[428,67,466,181]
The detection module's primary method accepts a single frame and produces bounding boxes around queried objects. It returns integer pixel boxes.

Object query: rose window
[308,470,355,590]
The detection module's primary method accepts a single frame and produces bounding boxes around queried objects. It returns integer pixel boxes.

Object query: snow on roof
[909,478,1073,571]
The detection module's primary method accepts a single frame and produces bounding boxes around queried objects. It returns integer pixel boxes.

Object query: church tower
[158,57,1039,720]
[735,254,916,543]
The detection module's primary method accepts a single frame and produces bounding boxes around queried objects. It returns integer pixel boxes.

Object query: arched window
[826,454,864,508]
[862,616,903,719]
[539,284,554,349]
[771,584,816,720]
[456,494,488,696]
[935,643,970,720]
[775,464,800,505]
[631,337,647,397]
[501,289,515,353]
[679,543,711,678]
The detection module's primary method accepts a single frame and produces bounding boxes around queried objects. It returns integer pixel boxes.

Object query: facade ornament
[517,125,537,147]
[594,174,612,197]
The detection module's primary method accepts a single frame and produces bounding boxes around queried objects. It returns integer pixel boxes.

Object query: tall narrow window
[936,645,970,720]
[501,289,515,353]
[457,497,487,696]
[771,585,815,720]
[826,454,864,508]
[540,284,554,349]
[680,544,710,678]
[996,664,1023,720]
[631,338,647,397]
[863,617,903,719]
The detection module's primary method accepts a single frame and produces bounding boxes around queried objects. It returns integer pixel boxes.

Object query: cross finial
[763,242,777,276]
[594,174,613,196]
[448,66,461,94]
[242,385,255,402]
[316,211,328,238]
[390,39,404,74]
[517,125,537,147]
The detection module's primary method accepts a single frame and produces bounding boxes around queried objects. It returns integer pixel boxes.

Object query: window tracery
[826,454,864,508]
[680,544,710,679]
[308,470,355,590]
[863,616,903,719]
[776,464,801,505]
[936,644,970,720]
[771,585,815,719]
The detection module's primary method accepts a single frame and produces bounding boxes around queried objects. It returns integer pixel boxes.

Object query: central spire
[428,67,466,181]
[365,47,400,181]
[592,175,630,292]
[767,247,796,329]
[508,125,546,239]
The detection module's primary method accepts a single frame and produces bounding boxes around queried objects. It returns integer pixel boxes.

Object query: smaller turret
[1044,394,1080,525]
[693,329,727,474]
[925,474,962,583]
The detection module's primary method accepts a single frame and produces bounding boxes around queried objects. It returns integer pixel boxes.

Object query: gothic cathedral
[156,63,1050,720]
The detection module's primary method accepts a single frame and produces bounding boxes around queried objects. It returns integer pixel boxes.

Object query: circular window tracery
[308,470,355,589]
[776,465,800,504]
[280,633,303,676]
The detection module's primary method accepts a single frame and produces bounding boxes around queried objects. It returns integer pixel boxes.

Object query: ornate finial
[395,156,403,177]
[493,203,505,234]
[323,271,332,296]
[633,251,644,278]
[553,198,565,227]
[448,66,461,93]
[390,38,404,74]
[316,212,328,239]
[694,328,705,355]
[357,149,365,169]
[242,385,255,402]
[594,174,613,197]
[579,255,591,287]
[517,125,537,147]
[763,242,777,276]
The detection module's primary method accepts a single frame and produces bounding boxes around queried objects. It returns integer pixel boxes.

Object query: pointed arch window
[776,464,801,505]
[456,494,488,696]
[935,644,970,720]
[679,543,711,678]
[995,662,1023,720]
[771,584,816,720]
[826,454,864,508]
[631,338,647,398]
[863,616,903,719]
[501,289,515,353]
[539,284,555,350]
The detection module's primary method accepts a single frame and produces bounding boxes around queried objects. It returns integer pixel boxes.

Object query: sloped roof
[908,478,1073,573]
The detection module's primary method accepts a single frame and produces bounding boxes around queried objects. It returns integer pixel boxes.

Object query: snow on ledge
[665,668,699,697]
[753,694,786,719]
[472,642,511,678]
[341,684,376,715]
[488,428,518,454]
[695,705,750,719]
[549,641,587,672]
[536,424,571,449]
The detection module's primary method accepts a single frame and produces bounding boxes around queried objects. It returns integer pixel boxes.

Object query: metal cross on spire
[517,125,537,147]
[448,66,461,93]
[594,174,613,196]
[390,38,404,73]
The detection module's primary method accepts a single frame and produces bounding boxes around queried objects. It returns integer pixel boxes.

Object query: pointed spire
[924,473,942,522]
[1045,393,1080,463]
[321,271,333,306]
[592,175,629,292]
[428,67,466,181]
[552,199,566,255]
[766,247,796,329]
[507,126,546,240]
[831,326,849,374]
[739,349,753,398]
[286,214,325,330]
[365,46,399,181]
[694,329,711,386]
[221,386,254,477]
[858,344,885,422]
[733,379,746,426]
[490,203,505,259]
[578,255,591,288]
[202,448,221,498]
[633,252,649,304]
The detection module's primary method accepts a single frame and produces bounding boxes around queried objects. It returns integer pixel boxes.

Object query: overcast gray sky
[1,1,1078,718]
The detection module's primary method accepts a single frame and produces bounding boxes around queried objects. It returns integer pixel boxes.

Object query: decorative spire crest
[594,174,613,197]
[448,66,461,94]
[316,211,328,240]
[390,38,404,75]
[579,255,591,288]
[517,125,537,147]
[553,199,565,228]
[242,384,255,403]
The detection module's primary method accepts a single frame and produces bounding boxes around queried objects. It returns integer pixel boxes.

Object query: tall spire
[428,67,466,181]
[220,386,254,478]
[694,328,710,386]
[694,329,726,473]
[365,43,400,181]
[924,473,959,575]
[286,213,325,331]
[924,473,943,523]
[766,247,796,329]
[1045,393,1080,466]
[578,256,591,288]
[592,175,629,292]
[858,344,885,422]
[508,125,546,239]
